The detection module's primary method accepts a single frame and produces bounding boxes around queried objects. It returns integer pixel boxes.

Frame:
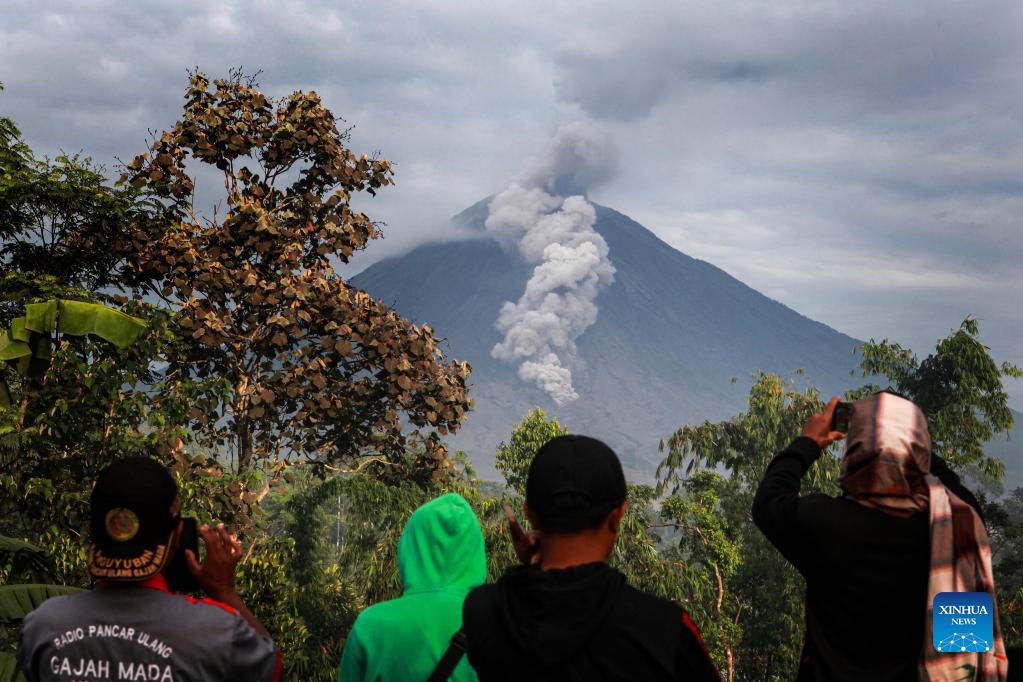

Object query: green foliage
[856,318,1020,479]
[984,488,1023,646]
[0,105,167,297]
[234,536,348,682]
[0,651,26,682]
[495,407,568,495]
[0,585,84,623]
[0,299,148,406]
[659,373,839,680]
[0,537,48,583]
[0,534,84,682]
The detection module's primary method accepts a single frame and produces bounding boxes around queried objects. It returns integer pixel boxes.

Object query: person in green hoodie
[338,492,486,682]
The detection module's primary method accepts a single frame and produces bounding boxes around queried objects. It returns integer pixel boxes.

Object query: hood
[840,392,932,512]
[398,492,486,594]
[494,562,625,666]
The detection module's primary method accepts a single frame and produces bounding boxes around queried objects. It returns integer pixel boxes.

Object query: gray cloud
[2,0,1021,406]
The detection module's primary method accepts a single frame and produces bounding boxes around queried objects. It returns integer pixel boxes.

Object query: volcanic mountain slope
[352,199,867,480]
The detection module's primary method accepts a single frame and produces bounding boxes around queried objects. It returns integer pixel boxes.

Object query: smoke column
[486,121,619,405]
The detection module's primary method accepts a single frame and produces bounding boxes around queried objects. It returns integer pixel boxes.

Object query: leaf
[0,652,28,682]
[0,535,44,559]
[24,300,147,348]
[0,335,30,362]
[0,584,84,623]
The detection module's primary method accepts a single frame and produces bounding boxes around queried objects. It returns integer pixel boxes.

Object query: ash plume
[486,121,619,405]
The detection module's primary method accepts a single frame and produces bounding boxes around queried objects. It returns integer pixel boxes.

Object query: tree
[857,318,1022,479]
[119,71,472,488]
[660,472,743,681]
[0,104,212,571]
[984,488,1023,647]
[659,373,837,680]
[0,82,170,313]
[495,407,568,494]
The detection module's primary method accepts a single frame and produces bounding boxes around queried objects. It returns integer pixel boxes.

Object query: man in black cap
[16,456,281,681]
[460,435,720,681]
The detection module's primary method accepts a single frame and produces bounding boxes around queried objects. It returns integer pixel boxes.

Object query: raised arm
[752,397,845,569]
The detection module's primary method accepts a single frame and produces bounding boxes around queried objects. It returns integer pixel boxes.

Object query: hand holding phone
[503,502,541,566]
[832,402,853,433]
[165,517,200,593]
[184,523,245,601]
[800,396,847,449]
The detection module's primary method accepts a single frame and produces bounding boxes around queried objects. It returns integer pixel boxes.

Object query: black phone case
[832,403,852,432]
[165,517,200,594]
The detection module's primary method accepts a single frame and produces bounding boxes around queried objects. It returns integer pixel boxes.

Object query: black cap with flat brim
[88,456,179,582]
[526,435,627,528]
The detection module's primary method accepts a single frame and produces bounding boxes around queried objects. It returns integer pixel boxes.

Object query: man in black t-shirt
[462,435,720,682]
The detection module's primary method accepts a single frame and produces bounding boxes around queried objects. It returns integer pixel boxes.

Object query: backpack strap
[427,629,468,682]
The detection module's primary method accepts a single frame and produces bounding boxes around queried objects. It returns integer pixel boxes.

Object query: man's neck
[538,533,610,570]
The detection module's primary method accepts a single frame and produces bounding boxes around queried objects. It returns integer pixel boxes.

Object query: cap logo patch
[105,508,140,542]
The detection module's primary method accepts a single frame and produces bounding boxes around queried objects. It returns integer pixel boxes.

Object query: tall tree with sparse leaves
[119,71,473,486]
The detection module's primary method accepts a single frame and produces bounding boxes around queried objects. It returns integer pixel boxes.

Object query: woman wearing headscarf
[753,392,1008,682]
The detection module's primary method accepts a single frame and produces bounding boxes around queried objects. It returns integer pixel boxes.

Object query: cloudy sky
[3,0,1021,407]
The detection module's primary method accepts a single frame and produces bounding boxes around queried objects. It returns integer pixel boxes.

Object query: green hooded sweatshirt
[339,493,486,682]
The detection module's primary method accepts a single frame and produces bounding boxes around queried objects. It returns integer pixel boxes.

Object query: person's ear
[524,502,541,531]
[608,501,628,534]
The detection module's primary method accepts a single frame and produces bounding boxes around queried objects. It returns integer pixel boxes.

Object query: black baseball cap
[526,435,627,529]
[88,457,180,582]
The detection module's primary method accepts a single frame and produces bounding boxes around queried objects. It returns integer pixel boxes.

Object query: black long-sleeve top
[752,437,984,682]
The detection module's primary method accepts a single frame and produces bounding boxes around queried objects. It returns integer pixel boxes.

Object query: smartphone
[832,402,853,433]
[165,517,200,594]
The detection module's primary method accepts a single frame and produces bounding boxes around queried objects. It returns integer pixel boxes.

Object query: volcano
[351,199,868,480]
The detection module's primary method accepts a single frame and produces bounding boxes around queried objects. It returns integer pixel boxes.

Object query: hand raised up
[801,396,847,450]
[503,502,541,566]
[185,523,243,601]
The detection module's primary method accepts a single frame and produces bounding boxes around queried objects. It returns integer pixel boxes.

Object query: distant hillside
[353,200,865,480]
[354,200,1021,489]
[983,409,1023,493]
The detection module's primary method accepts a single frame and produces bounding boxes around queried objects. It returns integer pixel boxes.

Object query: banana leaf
[25,300,147,348]
[0,584,84,624]
[0,535,49,579]
[0,652,28,682]
[0,319,30,362]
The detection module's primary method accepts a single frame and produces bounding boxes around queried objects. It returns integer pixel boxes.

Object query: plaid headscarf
[840,392,1008,681]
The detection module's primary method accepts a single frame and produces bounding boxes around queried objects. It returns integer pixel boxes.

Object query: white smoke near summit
[486,121,619,405]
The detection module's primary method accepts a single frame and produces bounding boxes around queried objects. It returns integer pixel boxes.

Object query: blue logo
[933,592,993,653]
